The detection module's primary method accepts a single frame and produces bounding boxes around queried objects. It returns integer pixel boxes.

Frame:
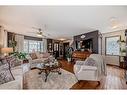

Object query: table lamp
[1,47,13,56]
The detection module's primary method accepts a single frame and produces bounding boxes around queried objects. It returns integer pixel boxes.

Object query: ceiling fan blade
[31,26,40,30]
[42,34,47,37]
[28,31,36,33]
[30,25,51,38]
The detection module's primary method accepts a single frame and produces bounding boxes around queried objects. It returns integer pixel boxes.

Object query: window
[24,39,43,53]
[106,36,120,56]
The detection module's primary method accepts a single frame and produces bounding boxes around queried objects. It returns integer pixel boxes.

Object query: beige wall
[0,26,4,48]
[101,30,126,66]
[0,26,7,48]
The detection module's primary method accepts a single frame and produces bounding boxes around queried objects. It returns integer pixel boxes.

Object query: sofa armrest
[81,65,97,71]
[0,79,22,89]
[75,61,85,65]
[29,59,42,64]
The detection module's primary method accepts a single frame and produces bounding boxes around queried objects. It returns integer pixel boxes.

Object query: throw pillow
[84,57,96,66]
[0,58,15,85]
[43,53,50,58]
[29,53,37,60]
[35,52,40,59]
[10,58,22,67]
[7,55,22,67]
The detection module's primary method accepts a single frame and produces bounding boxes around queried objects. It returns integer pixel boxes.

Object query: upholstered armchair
[74,54,106,84]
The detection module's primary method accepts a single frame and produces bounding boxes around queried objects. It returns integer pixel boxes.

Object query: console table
[72,51,91,62]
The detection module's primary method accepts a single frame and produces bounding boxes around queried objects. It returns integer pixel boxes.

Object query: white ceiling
[0,6,127,40]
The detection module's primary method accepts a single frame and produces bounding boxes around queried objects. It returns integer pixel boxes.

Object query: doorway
[63,42,69,59]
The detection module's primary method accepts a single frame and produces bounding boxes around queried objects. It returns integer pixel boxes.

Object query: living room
[0,6,127,90]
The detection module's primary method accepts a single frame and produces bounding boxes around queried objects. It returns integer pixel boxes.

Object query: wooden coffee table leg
[58,68,61,75]
[38,70,43,74]
[44,69,50,82]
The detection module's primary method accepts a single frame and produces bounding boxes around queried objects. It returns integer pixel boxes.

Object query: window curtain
[42,38,47,52]
[15,34,24,52]
[3,30,7,47]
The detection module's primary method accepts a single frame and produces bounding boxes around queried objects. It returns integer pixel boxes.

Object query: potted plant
[66,47,73,62]
[66,52,71,62]
[12,51,27,60]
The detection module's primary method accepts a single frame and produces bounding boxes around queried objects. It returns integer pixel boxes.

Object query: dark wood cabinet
[47,39,53,53]
[47,39,64,59]
[53,41,59,58]
[124,29,127,84]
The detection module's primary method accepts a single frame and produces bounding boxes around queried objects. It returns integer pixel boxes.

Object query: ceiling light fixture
[37,34,42,37]
[59,38,65,41]
[110,17,119,29]
[81,35,86,39]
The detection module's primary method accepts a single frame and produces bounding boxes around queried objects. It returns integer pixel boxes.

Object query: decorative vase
[67,58,71,62]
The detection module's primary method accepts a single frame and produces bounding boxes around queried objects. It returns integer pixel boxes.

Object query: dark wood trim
[106,63,120,68]
[24,36,42,41]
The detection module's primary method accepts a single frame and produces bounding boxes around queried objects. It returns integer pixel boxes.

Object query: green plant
[12,51,27,60]
[66,51,71,58]
[121,49,126,53]
[66,47,73,58]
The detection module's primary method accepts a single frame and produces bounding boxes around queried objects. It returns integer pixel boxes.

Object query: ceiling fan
[34,28,46,37]
[28,25,51,38]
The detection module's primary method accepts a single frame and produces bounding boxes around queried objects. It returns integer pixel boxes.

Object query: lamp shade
[1,47,13,54]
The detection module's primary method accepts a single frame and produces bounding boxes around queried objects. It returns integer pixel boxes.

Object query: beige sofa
[27,52,54,69]
[0,66,22,89]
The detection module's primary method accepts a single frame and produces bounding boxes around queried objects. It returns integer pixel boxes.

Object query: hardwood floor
[59,60,127,89]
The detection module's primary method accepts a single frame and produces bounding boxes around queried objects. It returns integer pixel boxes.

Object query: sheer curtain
[3,30,7,47]
[15,34,24,52]
[42,38,47,52]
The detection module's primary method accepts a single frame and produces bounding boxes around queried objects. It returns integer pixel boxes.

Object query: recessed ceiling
[0,6,127,40]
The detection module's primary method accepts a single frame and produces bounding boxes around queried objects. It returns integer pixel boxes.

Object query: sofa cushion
[0,60,4,66]
[10,58,22,67]
[29,53,37,60]
[84,57,96,66]
[6,55,21,67]
[0,66,22,89]
[35,52,40,59]
[42,53,50,58]
[0,58,15,85]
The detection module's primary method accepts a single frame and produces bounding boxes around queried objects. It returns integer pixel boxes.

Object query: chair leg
[97,81,100,85]
[78,80,81,84]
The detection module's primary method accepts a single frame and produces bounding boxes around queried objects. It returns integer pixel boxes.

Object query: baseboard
[106,64,120,68]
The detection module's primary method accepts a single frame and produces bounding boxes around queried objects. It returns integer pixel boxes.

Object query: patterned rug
[23,69,78,89]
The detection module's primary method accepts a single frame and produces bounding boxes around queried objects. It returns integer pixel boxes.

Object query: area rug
[23,69,78,89]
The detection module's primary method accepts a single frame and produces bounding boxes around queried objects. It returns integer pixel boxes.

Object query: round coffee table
[37,61,61,82]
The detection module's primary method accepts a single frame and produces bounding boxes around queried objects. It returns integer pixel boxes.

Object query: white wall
[100,30,126,66]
